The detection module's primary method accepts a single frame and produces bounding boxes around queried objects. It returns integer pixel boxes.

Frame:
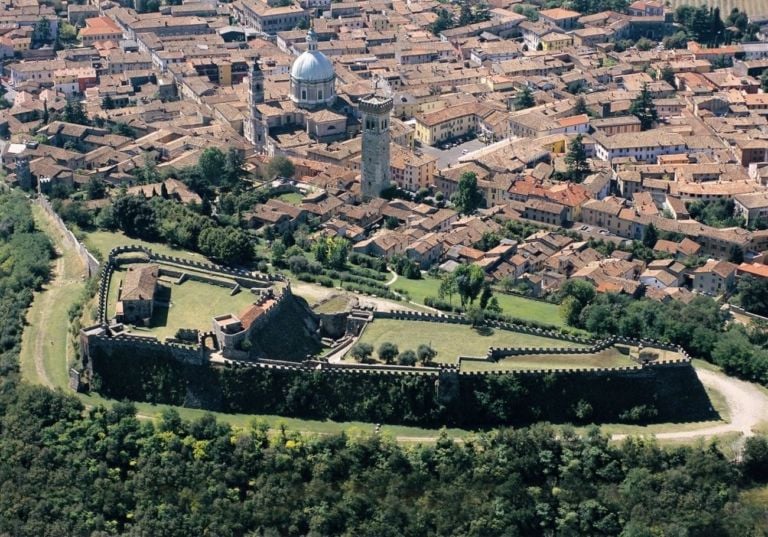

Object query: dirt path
[27,255,65,388]
[612,367,768,442]
[21,204,85,389]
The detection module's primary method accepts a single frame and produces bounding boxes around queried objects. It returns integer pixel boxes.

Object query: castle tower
[360,92,393,200]
[246,58,266,150]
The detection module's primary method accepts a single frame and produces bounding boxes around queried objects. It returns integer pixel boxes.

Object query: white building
[593,131,687,163]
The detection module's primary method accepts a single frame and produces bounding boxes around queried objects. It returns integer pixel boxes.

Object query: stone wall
[37,196,100,277]
[86,332,205,367]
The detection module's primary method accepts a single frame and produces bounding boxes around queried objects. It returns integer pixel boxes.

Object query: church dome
[289,27,337,110]
[290,50,335,82]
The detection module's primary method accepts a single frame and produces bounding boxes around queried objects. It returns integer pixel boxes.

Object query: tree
[102,95,115,110]
[397,349,417,366]
[559,279,596,327]
[416,344,437,364]
[438,272,458,305]
[266,155,295,179]
[454,263,485,307]
[112,195,158,239]
[514,85,535,110]
[430,8,454,35]
[574,96,588,116]
[62,98,89,125]
[642,223,658,248]
[742,436,768,482]
[635,37,654,51]
[660,65,676,87]
[197,147,226,185]
[728,244,744,264]
[350,342,373,362]
[479,282,493,309]
[737,276,768,317]
[198,226,253,264]
[565,133,589,182]
[761,70,768,94]
[629,83,658,131]
[451,172,483,215]
[86,178,106,200]
[377,342,399,364]
[223,148,246,186]
[32,17,51,45]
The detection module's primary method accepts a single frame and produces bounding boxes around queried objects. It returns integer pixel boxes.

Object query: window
[318,90,323,100]
[301,89,306,100]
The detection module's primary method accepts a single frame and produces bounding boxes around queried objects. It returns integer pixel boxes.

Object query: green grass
[20,206,86,388]
[461,347,635,371]
[352,319,586,362]
[313,294,351,314]
[393,276,565,327]
[108,270,257,340]
[277,192,303,205]
[85,230,208,261]
[74,390,471,440]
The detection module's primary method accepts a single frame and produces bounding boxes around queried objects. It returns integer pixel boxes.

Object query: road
[612,366,768,442]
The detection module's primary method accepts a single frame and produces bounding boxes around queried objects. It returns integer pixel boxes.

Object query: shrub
[397,350,417,366]
[378,342,399,364]
[350,342,373,362]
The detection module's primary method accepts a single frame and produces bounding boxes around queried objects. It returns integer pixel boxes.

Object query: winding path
[612,367,768,442]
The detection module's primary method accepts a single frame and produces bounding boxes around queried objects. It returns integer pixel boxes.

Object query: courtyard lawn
[460,348,636,372]
[108,271,257,340]
[351,319,586,362]
[85,230,208,261]
[393,276,565,327]
[277,192,303,205]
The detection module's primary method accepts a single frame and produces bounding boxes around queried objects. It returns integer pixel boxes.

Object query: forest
[559,280,768,387]
[1,191,768,536]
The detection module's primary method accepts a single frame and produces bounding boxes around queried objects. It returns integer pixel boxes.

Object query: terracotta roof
[121,264,158,301]
[738,262,768,279]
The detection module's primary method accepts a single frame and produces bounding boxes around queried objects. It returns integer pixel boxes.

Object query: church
[245,27,354,151]
[245,27,394,200]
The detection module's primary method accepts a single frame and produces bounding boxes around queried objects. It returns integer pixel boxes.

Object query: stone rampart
[37,196,100,277]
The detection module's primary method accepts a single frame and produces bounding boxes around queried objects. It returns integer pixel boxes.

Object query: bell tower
[360,92,393,200]
[247,58,266,150]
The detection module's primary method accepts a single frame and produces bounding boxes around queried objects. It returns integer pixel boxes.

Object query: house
[406,232,442,269]
[639,268,680,289]
[352,231,409,258]
[116,264,159,324]
[692,259,737,295]
[538,8,581,30]
[593,131,687,163]
[734,191,768,227]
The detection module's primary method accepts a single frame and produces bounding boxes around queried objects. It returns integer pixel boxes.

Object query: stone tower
[246,58,266,150]
[360,92,393,200]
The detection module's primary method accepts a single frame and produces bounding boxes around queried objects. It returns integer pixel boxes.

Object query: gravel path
[612,367,768,442]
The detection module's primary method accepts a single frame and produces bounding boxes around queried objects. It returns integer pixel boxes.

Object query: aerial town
[4,0,768,533]
[5,0,768,306]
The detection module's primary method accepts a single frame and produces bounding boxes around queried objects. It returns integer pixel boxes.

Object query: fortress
[75,245,706,427]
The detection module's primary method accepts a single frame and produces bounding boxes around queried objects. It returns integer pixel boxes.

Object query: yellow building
[540,32,573,51]
[414,104,482,146]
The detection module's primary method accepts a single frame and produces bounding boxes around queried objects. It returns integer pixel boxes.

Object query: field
[351,319,586,362]
[107,268,256,339]
[393,276,565,327]
[461,347,636,371]
[85,230,207,261]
